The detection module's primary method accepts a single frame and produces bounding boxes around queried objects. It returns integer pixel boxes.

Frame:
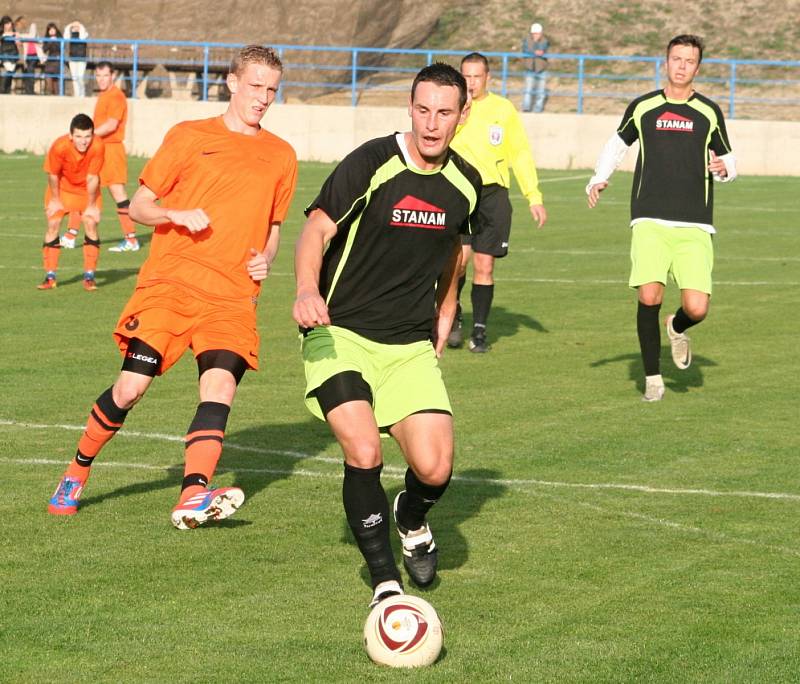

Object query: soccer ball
[363,594,443,668]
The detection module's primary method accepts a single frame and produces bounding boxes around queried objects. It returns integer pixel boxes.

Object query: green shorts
[629,220,714,294]
[301,325,452,429]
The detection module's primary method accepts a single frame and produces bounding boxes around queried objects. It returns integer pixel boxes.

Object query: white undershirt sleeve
[585,133,631,195]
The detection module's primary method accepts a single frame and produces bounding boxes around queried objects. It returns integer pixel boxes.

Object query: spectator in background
[1,15,18,94]
[64,20,88,97]
[15,16,43,95]
[41,23,63,95]
[522,22,549,113]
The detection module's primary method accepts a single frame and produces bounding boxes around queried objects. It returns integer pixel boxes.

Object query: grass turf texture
[2,152,799,681]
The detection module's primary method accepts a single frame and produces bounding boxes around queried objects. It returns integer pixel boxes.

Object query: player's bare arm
[587,181,608,208]
[45,173,63,217]
[293,208,339,328]
[246,222,281,282]
[433,240,463,357]
[93,118,120,138]
[129,185,210,232]
[708,150,727,178]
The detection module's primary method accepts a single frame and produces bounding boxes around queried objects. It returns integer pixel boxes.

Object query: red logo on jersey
[656,111,694,132]
[389,195,447,230]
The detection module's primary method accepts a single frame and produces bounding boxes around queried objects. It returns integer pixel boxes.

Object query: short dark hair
[667,34,704,63]
[460,52,490,72]
[411,62,467,110]
[95,60,113,72]
[70,113,94,133]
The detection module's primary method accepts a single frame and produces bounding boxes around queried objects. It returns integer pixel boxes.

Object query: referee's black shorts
[461,183,513,258]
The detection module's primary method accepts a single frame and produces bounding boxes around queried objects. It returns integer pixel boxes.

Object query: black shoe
[468,327,490,353]
[447,310,463,349]
[393,492,438,587]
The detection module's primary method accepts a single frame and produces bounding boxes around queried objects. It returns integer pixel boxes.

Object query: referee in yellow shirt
[450,52,547,352]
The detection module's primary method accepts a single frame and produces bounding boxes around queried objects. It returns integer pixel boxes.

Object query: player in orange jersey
[93,60,139,252]
[48,45,298,530]
[38,113,105,291]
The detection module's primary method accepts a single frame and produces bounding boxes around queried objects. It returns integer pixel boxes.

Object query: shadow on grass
[57,267,139,290]
[350,467,508,593]
[460,305,548,345]
[78,417,338,514]
[590,350,718,394]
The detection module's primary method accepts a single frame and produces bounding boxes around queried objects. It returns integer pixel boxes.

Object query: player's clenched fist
[166,208,211,233]
[293,291,330,328]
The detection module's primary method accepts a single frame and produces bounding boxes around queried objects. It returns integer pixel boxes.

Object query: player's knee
[684,302,708,322]
[343,439,383,469]
[410,454,453,486]
[112,378,148,410]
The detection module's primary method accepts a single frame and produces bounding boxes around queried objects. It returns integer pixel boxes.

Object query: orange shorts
[100,142,128,186]
[113,281,260,374]
[44,187,103,221]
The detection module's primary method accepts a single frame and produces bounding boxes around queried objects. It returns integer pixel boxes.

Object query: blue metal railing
[4,37,799,119]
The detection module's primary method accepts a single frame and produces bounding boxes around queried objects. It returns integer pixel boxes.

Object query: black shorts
[461,184,513,258]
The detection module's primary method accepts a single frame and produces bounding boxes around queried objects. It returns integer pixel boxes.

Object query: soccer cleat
[468,327,490,353]
[369,580,404,609]
[642,374,665,402]
[170,486,245,530]
[60,233,76,249]
[48,475,85,515]
[37,275,57,290]
[665,315,692,369]
[83,272,97,291]
[446,309,464,349]
[108,238,140,253]
[393,492,438,587]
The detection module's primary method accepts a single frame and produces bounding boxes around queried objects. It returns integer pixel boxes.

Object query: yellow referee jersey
[451,92,543,206]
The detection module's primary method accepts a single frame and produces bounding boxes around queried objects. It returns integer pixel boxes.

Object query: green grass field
[2,152,798,682]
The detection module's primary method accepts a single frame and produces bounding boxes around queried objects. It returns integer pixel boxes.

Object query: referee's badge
[489,125,503,146]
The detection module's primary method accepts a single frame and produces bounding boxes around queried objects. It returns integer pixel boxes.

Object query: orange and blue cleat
[48,475,85,515]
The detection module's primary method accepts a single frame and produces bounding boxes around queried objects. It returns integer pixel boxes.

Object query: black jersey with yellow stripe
[617,90,733,226]
[305,134,481,344]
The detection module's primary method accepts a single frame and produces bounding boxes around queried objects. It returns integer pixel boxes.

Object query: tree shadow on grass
[347,467,508,593]
[77,417,339,516]
[590,350,718,395]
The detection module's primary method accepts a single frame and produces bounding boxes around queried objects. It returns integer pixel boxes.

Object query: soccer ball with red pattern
[363,594,443,667]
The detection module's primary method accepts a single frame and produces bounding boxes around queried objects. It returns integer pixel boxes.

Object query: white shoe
[642,374,665,402]
[60,234,76,249]
[369,580,404,609]
[108,238,140,252]
[665,315,691,369]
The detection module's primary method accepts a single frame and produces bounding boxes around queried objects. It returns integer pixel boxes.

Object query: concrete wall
[1,95,798,175]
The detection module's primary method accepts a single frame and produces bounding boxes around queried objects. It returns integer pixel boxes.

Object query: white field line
[4,418,800,502]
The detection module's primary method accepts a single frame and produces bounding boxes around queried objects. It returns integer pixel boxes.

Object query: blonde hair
[230,45,283,76]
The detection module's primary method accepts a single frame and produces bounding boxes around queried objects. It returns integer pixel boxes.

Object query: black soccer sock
[456,275,467,303]
[471,283,494,329]
[396,467,452,531]
[637,301,661,376]
[342,463,400,588]
[671,307,699,334]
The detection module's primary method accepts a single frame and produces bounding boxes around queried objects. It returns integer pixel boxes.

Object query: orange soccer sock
[83,237,100,273]
[179,402,230,504]
[66,387,131,480]
[116,200,136,239]
[42,239,60,274]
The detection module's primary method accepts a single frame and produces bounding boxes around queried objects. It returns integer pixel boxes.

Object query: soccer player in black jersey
[293,63,481,607]
[586,34,737,401]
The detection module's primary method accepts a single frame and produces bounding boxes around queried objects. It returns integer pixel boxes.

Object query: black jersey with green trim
[617,90,733,226]
[305,134,481,344]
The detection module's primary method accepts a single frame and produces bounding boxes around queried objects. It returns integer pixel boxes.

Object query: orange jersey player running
[39,113,105,291]
[93,60,139,253]
[47,45,298,529]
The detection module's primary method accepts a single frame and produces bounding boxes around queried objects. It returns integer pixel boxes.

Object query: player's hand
[529,204,547,228]
[708,150,727,178]
[293,291,330,328]
[83,204,101,224]
[166,208,210,233]
[246,247,270,282]
[46,197,64,218]
[587,182,608,208]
